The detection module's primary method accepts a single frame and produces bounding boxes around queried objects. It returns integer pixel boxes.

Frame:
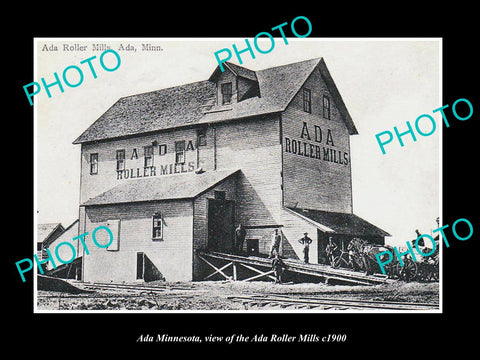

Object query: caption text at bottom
[137,333,347,344]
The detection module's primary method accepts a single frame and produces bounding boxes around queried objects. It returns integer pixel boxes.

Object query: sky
[35,38,441,247]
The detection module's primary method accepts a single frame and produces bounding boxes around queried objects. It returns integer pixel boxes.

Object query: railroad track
[228,294,440,311]
[39,281,439,311]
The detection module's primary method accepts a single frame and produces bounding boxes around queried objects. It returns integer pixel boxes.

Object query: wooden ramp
[197,251,388,286]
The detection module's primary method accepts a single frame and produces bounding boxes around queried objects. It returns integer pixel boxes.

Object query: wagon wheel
[332,252,350,269]
[397,259,418,282]
[395,261,404,279]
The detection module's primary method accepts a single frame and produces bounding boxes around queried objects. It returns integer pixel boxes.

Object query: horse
[347,238,394,276]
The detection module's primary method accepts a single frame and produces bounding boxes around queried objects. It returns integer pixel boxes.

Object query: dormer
[208,62,260,106]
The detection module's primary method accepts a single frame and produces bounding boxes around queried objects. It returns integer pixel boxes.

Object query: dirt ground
[36,280,439,311]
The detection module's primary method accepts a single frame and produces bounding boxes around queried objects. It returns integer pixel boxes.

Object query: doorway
[207,199,235,252]
[246,239,259,256]
[136,252,164,282]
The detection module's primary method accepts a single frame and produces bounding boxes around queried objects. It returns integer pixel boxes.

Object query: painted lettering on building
[284,121,349,165]
[114,138,198,180]
[117,162,196,180]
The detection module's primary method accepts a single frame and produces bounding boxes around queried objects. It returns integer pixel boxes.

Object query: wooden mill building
[72,57,389,282]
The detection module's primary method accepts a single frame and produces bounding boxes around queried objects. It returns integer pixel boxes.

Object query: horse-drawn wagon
[405,235,440,282]
[326,237,439,282]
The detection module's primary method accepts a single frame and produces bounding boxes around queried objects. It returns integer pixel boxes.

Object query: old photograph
[33,38,441,312]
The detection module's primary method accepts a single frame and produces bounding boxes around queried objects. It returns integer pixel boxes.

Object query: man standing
[298,232,313,263]
[325,237,337,267]
[234,223,246,254]
[269,229,282,258]
[271,253,286,284]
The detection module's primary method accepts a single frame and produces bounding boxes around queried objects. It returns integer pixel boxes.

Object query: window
[175,140,185,164]
[152,212,163,240]
[90,153,98,174]
[197,128,207,146]
[303,88,311,113]
[144,145,153,167]
[323,95,331,119]
[221,82,232,105]
[116,150,125,171]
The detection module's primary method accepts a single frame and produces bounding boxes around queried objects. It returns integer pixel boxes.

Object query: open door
[136,252,164,282]
[207,199,235,252]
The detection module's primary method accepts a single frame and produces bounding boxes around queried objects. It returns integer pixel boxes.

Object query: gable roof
[209,61,258,82]
[73,58,357,144]
[316,59,357,135]
[198,58,323,126]
[82,169,239,206]
[257,57,321,107]
[287,207,390,237]
[37,223,64,244]
[47,219,79,247]
[73,80,215,144]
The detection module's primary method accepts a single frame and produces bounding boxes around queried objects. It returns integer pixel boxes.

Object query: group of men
[233,224,314,284]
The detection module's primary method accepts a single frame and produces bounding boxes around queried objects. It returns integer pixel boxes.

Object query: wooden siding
[245,227,299,260]
[197,126,215,172]
[280,208,319,264]
[46,222,80,271]
[237,77,258,101]
[75,62,361,275]
[80,128,200,205]
[214,115,283,229]
[193,176,237,250]
[192,175,237,279]
[81,200,193,282]
[282,66,353,213]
